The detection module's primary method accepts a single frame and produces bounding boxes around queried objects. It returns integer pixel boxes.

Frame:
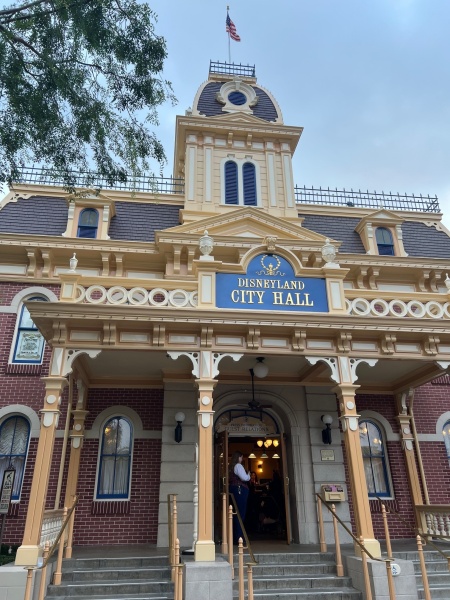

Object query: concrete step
[233,589,362,599]
[234,576,355,591]
[250,552,337,565]
[61,556,169,570]
[47,595,172,600]
[46,579,173,598]
[244,563,337,576]
[62,566,171,582]
[417,587,450,600]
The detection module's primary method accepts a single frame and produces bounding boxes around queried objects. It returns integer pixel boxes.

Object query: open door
[281,434,292,544]
[214,430,228,549]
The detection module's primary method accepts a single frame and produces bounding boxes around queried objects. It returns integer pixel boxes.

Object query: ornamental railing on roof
[295,185,440,213]
[13,167,185,195]
[209,60,256,78]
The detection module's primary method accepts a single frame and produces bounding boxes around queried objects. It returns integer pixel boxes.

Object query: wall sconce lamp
[174,412,185,443]
[253,357,269,379]
[257,463,263,471]
[321,414,333,445]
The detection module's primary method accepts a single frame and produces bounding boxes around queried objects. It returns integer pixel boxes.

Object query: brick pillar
[15,376,68,566]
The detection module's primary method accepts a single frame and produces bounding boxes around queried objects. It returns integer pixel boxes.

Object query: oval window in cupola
[228,91,247,106]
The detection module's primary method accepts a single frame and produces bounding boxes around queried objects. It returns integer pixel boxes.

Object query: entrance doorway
[214,409,292,546]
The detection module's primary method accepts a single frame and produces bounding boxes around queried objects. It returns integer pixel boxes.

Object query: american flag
[226,13,241,42]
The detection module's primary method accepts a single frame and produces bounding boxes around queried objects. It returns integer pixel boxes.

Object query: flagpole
[227,5,231,63]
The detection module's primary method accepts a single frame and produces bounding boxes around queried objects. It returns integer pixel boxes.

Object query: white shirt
[234,463,251,482]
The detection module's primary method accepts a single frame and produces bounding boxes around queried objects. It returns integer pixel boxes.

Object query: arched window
[224,161,239,205]
[359,419,391,497]
[12,296,47,364]
[243,162,257,206]
[375,227,395,256]
[0,416,30,500]
[442,420,450,458]
[97,417,132,499]
[77,208,99,238]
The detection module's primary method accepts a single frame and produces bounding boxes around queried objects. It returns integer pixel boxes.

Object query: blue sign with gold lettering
[216,254,329,312]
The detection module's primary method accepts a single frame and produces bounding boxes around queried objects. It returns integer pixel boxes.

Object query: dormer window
[223,159,259,206]
[77,208,99,238]
[376,227,395,256]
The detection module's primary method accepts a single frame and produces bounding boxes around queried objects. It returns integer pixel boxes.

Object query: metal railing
[167,494,184,600]
[316,494,397,600]
[227,497,257,600]
[209,60,256,78]
[378,498,450,600]
[23,496,78,600]
[12,167,185,195]
[295,185,440,213]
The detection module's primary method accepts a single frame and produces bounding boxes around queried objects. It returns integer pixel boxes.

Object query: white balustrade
[75,285,198,307]
[419,507,450,537]
[40,509,65,548]
[346,298,450,319]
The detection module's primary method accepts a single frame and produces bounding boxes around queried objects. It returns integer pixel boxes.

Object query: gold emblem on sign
[256,254,285,277]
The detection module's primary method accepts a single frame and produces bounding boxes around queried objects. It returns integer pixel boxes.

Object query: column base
[194,540,216,562]
[354,537,381,559]
[185,557,232,600]
[15,544,42,566]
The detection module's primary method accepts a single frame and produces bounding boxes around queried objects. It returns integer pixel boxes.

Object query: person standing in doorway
[229,451,251,545]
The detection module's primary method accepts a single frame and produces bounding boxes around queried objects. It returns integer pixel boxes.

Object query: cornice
[339,255,450,269]
[176,115,303,140]
[296,203,443,223]
[0,233,159,253]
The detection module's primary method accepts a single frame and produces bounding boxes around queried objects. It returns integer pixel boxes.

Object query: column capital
[42,376,69,393]
[333,383,360,402]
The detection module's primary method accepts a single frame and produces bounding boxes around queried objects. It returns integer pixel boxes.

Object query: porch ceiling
[77,350,443,394]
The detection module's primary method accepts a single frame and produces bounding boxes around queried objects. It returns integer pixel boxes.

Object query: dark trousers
[230,484,249,544]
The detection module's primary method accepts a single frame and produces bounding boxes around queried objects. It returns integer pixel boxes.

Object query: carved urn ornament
[321,238,339,268]
[199,230,214,259]
[445,273,450,291]
[69,253,78,273]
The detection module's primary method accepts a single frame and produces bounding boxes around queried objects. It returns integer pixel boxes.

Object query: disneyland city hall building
[1,62,450,600]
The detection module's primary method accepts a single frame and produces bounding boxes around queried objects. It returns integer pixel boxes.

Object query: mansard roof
[402,221,450,258]
[0,195,181,242]
[196,81,279,122]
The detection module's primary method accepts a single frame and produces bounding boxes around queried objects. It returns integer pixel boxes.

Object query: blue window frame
[376,227,395,256]
[243,163,257,206]
[77,208,99,238]
[224,161,239,205]
[442,420,450,459]
[12,296,47,364]
[359,420,391,497]
[97,417,132,499]
[0,416,30,500]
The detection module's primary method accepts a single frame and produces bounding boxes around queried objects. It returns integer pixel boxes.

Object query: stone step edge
[50,580,172,588]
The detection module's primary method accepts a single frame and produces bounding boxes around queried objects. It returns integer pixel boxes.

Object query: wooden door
[281,434,292,544]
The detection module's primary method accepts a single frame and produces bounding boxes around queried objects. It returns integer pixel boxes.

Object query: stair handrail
[167,493,178,578]
[375,496,450,569]
[316,493,397,600]
[229,492,258,566]
[23,496,79,600]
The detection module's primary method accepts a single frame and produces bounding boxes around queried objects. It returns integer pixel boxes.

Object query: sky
[151,0,450,228]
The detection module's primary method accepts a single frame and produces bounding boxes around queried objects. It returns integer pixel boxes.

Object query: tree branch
[0,0,93,25]
[0,0,50,18]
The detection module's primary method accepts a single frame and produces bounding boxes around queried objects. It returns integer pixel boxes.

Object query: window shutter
[243,163,257,206]
[224,161,239,205]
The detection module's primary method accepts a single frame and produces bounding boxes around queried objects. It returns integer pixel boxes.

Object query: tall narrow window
[442,420,450,459]
[376,227,395,256]
[359,420,391,497]
[12,296,47,364]
[77,208,99,238]
[97,417,132,499]
[243,162,257,206]
[224,161,239,205]
[0,416,30,500]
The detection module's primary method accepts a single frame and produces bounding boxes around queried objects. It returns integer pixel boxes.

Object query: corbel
[247,327,260,350]
[264,236,277,253]
[201,326,213,348]
[165,252,174,276]
[173,245,182,275]
[430,270,442,293]
[102,323,116,345]
[228,132,233,146]
[417,270,431,293]
[367,267,380,291]
[153,324,165,347]
[338,332,352,353]
[26,248,39,277]
[307,252,322,268]
[41,249,54,278]
[246,134,252,148]
[356,267,368,290]
[100,252,111,277]
[292,329,306,351]
[114,253,124,277]
[423,335,439,356]
[52,321,67,345]
[381,334,396,354]
[187,247,196,275]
